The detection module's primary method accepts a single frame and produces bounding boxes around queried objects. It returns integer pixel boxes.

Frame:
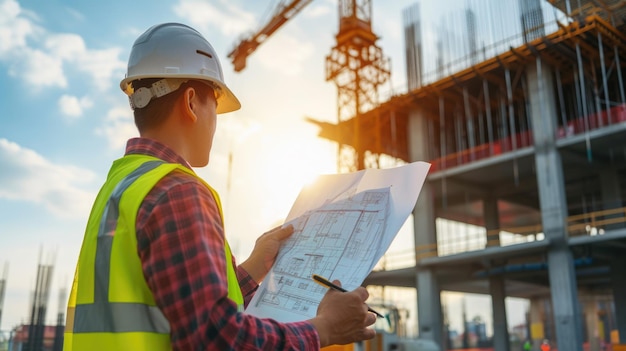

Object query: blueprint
[245,161,430,322]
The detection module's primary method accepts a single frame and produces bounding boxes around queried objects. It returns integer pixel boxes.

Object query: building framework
[313,1,626,350]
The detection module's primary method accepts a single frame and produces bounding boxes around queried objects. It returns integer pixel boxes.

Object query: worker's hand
[240,224,294,283]
[309,280,377,347]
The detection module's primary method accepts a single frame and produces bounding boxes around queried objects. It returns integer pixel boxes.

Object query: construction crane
[227,5,433,350]
[228,0,391,172]
[227,0,313,72]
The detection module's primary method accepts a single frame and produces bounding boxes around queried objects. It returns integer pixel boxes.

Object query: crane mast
[228,0,390,172]
[326,0,390,172]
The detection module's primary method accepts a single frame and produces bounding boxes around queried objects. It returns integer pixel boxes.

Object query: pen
[312,274,384,319]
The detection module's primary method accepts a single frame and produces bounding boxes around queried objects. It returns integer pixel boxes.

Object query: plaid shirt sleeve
[236,265,259,306]
[136,170,320,351]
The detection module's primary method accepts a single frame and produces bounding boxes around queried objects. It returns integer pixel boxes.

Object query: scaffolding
[337,1,626,349]
[315,0,626,246]
[325,0,391,172]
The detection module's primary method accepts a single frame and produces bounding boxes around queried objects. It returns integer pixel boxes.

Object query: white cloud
[95,105,138,151]
[18,48,67,88]
[46,33,125,91]
[77,47,126,90]
[0,0,40,55]
[173,0,256,37]
[58,94,93,119]
[0,0,125,91]
[0,138,97,219]
[45,32,85,60]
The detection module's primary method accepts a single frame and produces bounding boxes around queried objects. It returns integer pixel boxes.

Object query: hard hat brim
[120,74,241,114]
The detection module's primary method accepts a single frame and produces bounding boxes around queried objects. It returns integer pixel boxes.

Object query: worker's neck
[141,127,191,163]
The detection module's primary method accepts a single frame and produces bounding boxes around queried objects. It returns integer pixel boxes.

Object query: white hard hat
[120,22,241,114]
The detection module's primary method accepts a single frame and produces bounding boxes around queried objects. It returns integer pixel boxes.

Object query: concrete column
[416,269,442,345]
[489,277,509,351]
[611,256,626,343]
[408,106,442,348]
[484,196,509,350]
[528,57,583,351]
[546,247,583,348]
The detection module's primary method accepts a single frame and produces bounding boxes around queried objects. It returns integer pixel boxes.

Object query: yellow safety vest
[64,154,244,351]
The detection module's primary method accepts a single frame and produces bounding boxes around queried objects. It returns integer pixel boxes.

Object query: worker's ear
[181,86,199,123]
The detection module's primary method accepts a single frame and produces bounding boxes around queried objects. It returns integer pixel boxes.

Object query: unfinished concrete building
[312,0,626,350]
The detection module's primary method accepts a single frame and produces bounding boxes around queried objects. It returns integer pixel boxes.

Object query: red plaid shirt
[126,138,320,350]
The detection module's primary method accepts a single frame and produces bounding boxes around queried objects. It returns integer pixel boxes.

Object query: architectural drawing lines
[249,187,390,320]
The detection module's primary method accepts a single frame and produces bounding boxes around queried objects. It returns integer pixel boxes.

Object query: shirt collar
[124,137,193,169]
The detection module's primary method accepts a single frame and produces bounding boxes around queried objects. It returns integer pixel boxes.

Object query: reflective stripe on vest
[76,160,170,334]
[65,156,243,350]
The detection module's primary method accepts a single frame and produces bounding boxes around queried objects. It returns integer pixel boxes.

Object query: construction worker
[63,22,376,350]
[541,339,551,351]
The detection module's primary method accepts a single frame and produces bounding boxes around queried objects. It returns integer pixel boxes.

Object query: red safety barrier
[430,103,626,173]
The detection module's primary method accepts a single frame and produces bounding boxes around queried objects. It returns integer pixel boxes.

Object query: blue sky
[0,0,427,332]
[0,0,534,336]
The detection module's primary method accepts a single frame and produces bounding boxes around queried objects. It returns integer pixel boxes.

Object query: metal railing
[375,206,626,271]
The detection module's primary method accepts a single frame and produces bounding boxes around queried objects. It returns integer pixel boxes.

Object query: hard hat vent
[197,50,213,59]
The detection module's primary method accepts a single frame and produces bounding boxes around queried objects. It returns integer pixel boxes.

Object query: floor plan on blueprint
[245,161,430,322]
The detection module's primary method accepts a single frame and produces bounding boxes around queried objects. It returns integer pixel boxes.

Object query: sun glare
[222,119,337,258]
[257,127,337,209]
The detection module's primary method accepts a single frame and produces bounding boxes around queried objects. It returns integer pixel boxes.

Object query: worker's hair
[132,78,214,132]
